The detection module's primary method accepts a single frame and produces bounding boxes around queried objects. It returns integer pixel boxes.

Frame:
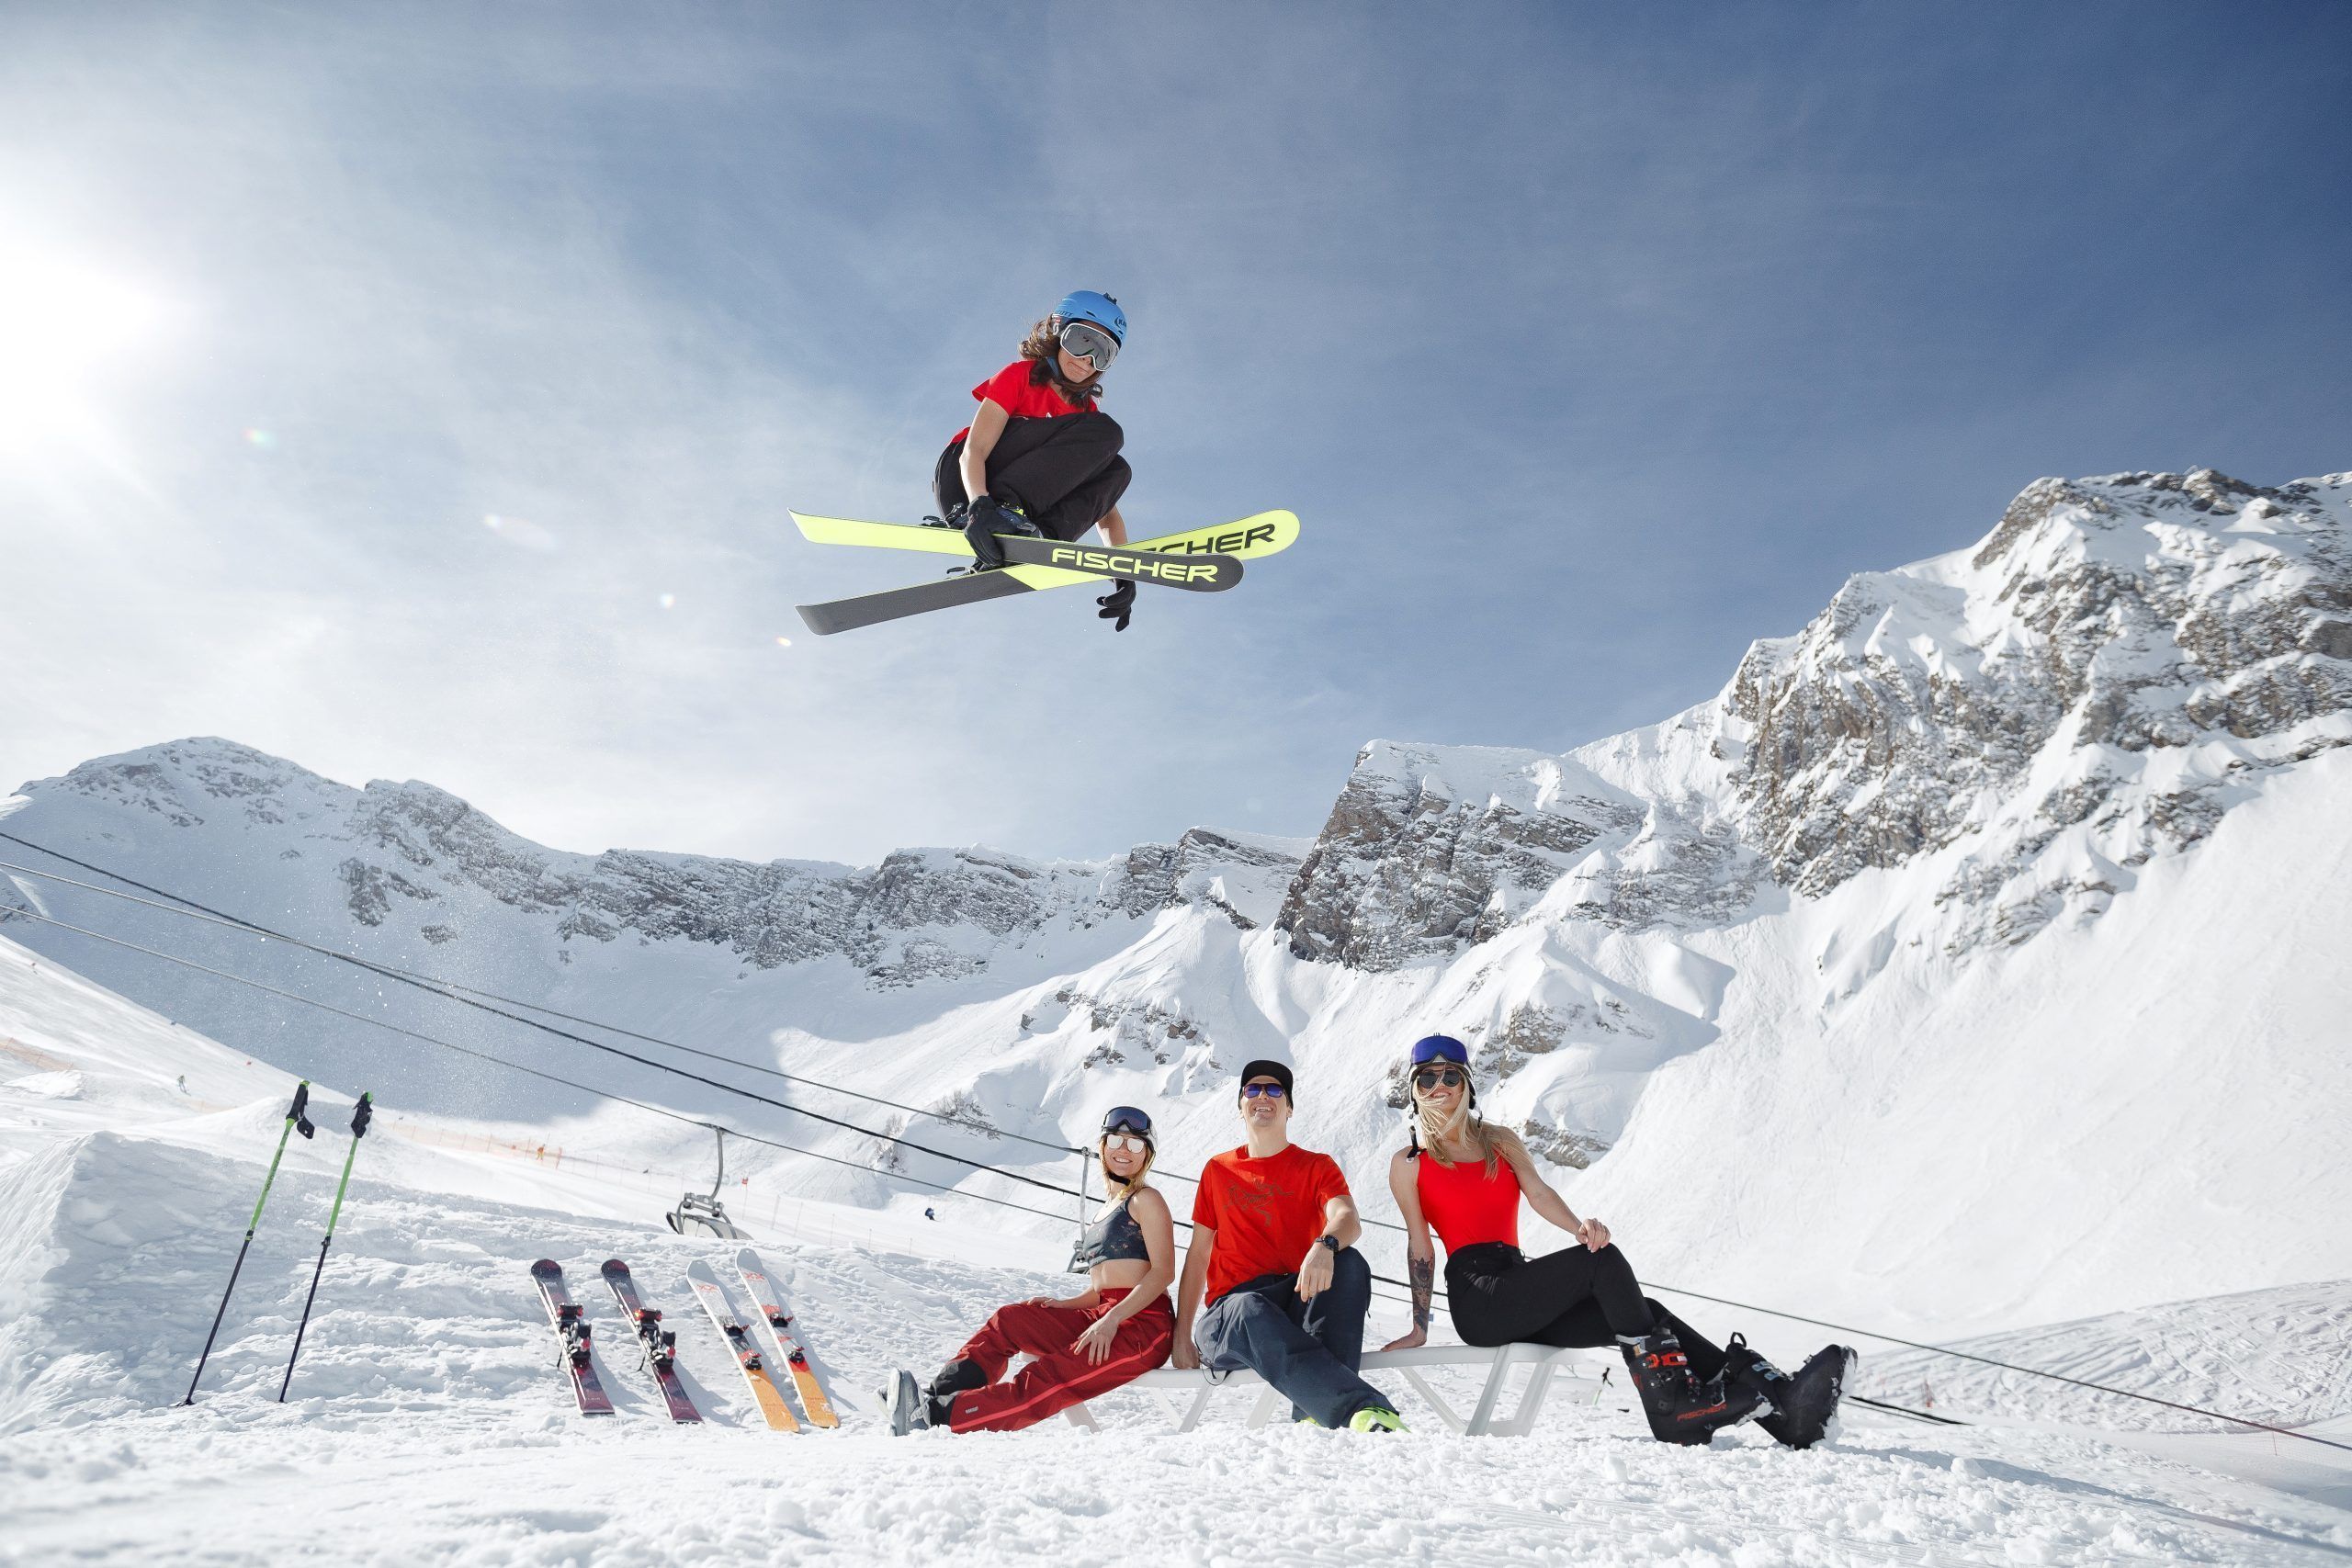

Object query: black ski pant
[933,412,1130,542]
[1444,1242,1726,1381]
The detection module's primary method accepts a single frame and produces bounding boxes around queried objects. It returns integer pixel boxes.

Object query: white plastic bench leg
[1491,1360,1555,1438]
[1170,1386,1214,1433]
[1244,1383,1281,1428]
[1063,1402,1100,1430]
[1396,1366,1469,1435]
[1463,1348,1519,1436]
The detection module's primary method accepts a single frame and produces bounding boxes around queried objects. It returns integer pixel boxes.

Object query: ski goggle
[1240,1081,1287,1100]
[1408,1034,1470,1067]
[1412,1067,1466,1092]
[1057,320,1119,370]
[1101,1105,1154,1138]
[1102,1133,1149,1155]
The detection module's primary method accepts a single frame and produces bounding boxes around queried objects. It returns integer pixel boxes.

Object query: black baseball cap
[1238,1059,1295,1100]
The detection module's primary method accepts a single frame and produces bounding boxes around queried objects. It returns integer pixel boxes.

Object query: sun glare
[0,242,174,459]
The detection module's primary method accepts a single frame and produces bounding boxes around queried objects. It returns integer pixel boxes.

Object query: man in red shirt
[1170,1060,1405,1432]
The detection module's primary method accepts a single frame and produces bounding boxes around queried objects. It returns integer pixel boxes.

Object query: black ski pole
[277,1091,371,1403]
[184,1081,314,1404]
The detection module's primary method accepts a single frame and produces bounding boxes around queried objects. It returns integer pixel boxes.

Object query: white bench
[1062,1343,1608,1437]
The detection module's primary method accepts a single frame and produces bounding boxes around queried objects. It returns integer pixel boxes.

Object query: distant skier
[923,1206,936,1222]
[1380,1034,1856,1448]
[888,1107,1175,1432]
[933,290,1141,630]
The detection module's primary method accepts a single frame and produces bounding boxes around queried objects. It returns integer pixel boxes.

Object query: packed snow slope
[3,943,2347,1567]
[4,467,2348,1340]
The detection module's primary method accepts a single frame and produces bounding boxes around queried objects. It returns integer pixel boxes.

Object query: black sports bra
[1074,1196,1150,1267]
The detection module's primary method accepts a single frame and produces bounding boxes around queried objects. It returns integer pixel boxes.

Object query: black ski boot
[959,496,1041,570]
[1620,1327,1765,1446]
[1724,1334,1856,1450]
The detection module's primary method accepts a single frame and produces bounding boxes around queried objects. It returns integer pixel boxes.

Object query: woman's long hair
[1413,1079,1524,1179]
[1018,317,1104,409]
[1101,1137,1155,1201]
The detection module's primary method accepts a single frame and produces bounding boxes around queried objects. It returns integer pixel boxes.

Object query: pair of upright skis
[528,1249,836,1429]
[788,509,1300,635]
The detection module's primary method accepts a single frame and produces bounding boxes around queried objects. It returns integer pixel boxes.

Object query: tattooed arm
[1381,1147,1436,1350]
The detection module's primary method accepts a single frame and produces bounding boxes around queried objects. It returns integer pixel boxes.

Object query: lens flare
[481,513,558,552]
[658,593,676,610]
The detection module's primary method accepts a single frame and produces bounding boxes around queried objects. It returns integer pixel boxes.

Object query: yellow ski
[737,1248,838,1428]
[686,1259,797,1431]
[787,508,1300,589]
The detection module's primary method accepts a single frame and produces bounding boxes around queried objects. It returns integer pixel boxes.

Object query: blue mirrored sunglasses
[1240,1082,1287,1100]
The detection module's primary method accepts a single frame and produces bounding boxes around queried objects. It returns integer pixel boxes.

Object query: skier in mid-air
[932,290,1141,630]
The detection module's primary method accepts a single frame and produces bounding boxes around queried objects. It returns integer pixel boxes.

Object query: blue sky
[2,3,2346,865]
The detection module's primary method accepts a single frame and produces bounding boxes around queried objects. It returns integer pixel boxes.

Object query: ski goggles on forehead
[1057,319,1119,369]
[1408,1034,1469,1067]
[1101,1106,1153,1138]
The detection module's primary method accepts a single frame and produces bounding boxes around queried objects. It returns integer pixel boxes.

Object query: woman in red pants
[888,1106,1175,1433]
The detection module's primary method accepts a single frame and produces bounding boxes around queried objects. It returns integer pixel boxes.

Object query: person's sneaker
[886,1369,929,1436]
[1347,1407,1406,1434]
[1621,1329,1765,1446]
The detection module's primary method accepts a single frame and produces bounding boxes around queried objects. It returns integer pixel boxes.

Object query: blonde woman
[1382,1034,1854,1448]
[888,1107,1175,1433]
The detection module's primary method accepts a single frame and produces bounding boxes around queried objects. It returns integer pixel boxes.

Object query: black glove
[1096,579,1136,631]
[961,496,1011,570]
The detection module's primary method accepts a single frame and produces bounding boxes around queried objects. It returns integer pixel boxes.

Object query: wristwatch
[1316,1235,1340,1254]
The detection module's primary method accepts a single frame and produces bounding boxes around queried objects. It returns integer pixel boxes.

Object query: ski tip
[531,1258,560,1272]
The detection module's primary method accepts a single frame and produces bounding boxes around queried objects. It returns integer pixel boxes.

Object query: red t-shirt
[1191,1144,1350,1303]
[951,359,1091,443]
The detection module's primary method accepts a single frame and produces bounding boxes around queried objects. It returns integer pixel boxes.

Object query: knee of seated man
[1329,1246,1370,1286]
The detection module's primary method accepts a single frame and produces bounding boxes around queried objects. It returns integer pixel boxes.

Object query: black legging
[1444,1242,1726,1381]
[933,412,1131,542]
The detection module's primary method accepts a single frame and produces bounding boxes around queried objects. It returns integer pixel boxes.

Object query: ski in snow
[529,1259,614,1416]
[684,1258,797,1431]
[790,509,1298,635]
[735,1247,838,1428]
[601,1260,703,1423]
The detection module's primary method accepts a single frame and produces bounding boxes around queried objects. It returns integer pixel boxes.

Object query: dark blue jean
[1193,1248,1390,1427]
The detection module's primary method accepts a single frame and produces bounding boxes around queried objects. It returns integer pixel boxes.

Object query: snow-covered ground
[4,939,2348,1565]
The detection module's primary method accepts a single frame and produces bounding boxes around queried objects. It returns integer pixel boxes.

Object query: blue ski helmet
[1056,290,1126,346]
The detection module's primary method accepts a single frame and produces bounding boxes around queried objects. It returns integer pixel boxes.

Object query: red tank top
[1414,1147,1521,1252]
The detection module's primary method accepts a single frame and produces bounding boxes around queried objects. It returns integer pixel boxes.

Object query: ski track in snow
[2,953,2349,1565]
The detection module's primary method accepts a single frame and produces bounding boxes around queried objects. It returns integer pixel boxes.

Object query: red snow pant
[944,1287,1174,1433]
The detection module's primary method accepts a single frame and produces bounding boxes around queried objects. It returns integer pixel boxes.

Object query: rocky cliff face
[14,739,1304,987]
[1266,468,2351,967]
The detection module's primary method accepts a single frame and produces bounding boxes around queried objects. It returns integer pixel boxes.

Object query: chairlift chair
[666,1126,750,1240]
